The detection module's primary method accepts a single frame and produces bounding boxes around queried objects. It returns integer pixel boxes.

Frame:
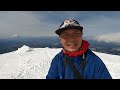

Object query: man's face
[59,29,83,52]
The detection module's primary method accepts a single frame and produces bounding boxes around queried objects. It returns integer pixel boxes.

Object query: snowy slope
[0,45,120,79]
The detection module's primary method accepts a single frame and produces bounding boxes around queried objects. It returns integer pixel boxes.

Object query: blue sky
[0,11,120,39]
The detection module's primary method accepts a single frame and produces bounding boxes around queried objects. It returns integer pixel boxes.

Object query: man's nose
[68,34,77,38]
[66,35,76,40]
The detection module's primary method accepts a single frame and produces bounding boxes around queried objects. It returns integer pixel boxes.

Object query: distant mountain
[0,36,120,55]
[0,36,61,54]
[83,35,120,55]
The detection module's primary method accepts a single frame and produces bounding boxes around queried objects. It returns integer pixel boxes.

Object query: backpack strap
[79,53,86,76]
[63,51,87,79]
[62,56,67,79]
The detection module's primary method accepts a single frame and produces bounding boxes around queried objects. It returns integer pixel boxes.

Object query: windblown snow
[0,45,120,79]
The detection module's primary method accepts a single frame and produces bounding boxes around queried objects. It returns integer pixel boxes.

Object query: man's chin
[67,49,78,52]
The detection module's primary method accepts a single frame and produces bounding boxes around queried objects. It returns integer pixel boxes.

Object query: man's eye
[74,33,81,34]
[61,34,68,36]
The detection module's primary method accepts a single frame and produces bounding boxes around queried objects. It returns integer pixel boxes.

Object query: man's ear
[59,36,61,40]
[59,36,62,42]
[59,35,61,38]
[81,31,83,35]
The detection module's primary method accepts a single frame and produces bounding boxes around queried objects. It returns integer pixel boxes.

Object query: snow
[16,45,33,53]
[0,45,120,79]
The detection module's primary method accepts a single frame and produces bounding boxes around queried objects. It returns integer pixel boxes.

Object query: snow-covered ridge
[0,45,120,79]
[16,45,33,53]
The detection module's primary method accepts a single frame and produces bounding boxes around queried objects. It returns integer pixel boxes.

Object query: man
[46,19,112,79]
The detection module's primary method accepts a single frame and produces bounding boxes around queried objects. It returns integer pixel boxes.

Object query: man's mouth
[67,43,77,47]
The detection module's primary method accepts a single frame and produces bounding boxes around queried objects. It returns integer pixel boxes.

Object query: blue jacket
[46,49,112,79]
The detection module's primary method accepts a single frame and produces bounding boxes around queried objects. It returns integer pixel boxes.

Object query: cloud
[0,11,91,38]
[94,32,120,44]
[0,11,59,38]
[0,11,120,38]
[37,11,120,37]
[81,14,120,36]
[10,34,19,38]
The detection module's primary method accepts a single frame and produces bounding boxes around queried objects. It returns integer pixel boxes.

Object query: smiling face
[59,29,83,52]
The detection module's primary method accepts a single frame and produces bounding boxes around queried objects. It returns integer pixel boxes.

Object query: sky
[0,11,120,39]
[0,45,120,79]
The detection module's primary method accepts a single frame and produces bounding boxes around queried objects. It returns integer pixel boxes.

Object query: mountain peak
[10,34,20,39]
[16,45,33,53]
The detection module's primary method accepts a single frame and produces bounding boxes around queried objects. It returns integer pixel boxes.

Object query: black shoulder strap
[80,53,86,75]
[63,51,87,79]
[65,55,84,79]
[62,56,67,79]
